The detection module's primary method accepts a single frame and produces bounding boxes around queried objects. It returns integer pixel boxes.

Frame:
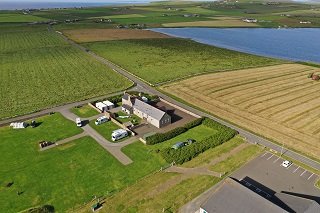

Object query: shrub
[161,120,237,164]
[145,118,204,145]
[108,94,122,104]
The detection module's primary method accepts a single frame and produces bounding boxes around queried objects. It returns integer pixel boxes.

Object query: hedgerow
[161,118,238,164]
[145,117,204,145]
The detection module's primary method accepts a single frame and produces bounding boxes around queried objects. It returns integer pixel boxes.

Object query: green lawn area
[70,105,100,118]
[0,28,132,119]
[0,114,165,212]
[0,13,48,23]
[85,38,283,84]
[182,136,245,168]
[116,111,141,126]
[89,120,129,142]
[210,144,262,175]
[150,124,217,150]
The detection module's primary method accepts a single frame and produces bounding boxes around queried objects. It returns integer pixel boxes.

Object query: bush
[161,119,238,164]
[145,118,204,145]
[108,94,122,104]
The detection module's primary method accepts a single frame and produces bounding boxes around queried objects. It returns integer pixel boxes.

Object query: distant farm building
[122,92,171,128]
[243,18,258,23]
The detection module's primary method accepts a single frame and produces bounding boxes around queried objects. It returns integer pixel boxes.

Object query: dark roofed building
[200,178,287,213]
[200,177,320,213]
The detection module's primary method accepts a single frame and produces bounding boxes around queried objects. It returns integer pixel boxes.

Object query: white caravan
[76,118,82,127]
[111,129,128,141]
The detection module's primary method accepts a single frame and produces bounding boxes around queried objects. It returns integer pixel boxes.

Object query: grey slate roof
[122,104,132,111]
[133,99,166,121]
[276,192,320,213]
[201,178,287,213]
[123,93,130,101]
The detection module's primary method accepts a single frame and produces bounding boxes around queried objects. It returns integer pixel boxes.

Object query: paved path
[60,108,136,165]
[40,132,88,151]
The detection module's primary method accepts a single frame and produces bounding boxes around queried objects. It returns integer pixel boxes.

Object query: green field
[0,113,165,212]
[89,120,129,142]
[0,13,48,23]
[150,124,218,150]
[71,105,100,118]
[85,38,282,84]
[210,145,262,175]
[0,28,132,119]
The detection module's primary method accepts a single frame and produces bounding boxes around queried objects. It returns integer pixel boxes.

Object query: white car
[281,160,292,168]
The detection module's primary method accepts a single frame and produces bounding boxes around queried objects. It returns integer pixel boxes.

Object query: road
[1,29,319,171]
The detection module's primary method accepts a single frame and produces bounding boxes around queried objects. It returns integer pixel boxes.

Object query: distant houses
[242,18,258,23]
[122,92,171,128]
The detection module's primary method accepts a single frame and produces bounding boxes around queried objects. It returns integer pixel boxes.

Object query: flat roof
[201,178,287,213]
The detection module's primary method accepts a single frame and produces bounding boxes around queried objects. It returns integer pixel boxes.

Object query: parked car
[95,116,109,125]
[281,160,292,168]
[172,142,185,150]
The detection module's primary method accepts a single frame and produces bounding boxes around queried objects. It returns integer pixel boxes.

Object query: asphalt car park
[231,151,320,205]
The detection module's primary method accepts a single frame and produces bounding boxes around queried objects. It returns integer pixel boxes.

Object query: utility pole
[280,143,284,156]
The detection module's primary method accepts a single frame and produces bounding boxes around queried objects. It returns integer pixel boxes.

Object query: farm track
[162,64,320,160]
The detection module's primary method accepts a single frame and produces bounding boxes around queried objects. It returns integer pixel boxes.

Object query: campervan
[111,129,128,141]
[76,118,82,127]
[95,116,109,125]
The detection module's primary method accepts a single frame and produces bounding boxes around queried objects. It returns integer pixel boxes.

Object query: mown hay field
[161,64,320,159]
[0,28,132,119]
[63,29,171,43]
[85,38,283,84]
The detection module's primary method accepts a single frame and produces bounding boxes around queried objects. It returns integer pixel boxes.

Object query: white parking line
[286,163,293,169]
[261,152,267,158]
[293,166,300,173]
[273,157,280,163]
[267,154,274,160]
[308,173,314,180]
[300,170,306,177]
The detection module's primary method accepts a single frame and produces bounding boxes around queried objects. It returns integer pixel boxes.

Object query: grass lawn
[70,105,100,118]
[89,120,129,142]
[210,144,262,176]
[0,118,165,213]
[150,125,217,151]
[85,38,282,84]
[116,111,141,126]
[182,136,245,168]
[0,28,132,119]
[88,170,220,213]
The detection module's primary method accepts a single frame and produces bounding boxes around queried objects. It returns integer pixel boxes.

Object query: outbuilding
[95,102,107,112]
[103,100,115,110]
